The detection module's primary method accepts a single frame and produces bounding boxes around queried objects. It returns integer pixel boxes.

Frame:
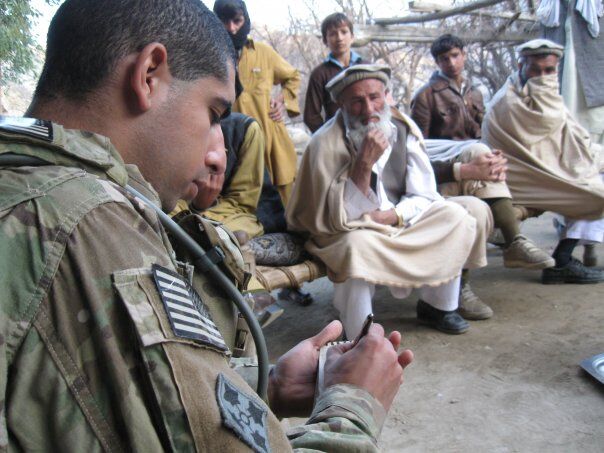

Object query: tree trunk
[0,65,6,114]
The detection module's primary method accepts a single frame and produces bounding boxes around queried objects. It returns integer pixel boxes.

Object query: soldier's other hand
[268,320,343,418]
[269,94,285,122]
[324,323,413,412]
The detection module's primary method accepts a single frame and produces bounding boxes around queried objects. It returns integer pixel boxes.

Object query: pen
[352,313,374,346]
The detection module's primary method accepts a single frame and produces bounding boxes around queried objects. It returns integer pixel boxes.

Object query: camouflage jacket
[0,117,386,452]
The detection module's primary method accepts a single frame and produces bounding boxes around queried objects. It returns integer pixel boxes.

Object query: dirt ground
[264,213,604,452]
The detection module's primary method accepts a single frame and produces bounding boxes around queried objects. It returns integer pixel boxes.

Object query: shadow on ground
[264,213,604,452]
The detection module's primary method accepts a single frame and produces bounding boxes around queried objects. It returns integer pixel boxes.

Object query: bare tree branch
[372,0,506,25]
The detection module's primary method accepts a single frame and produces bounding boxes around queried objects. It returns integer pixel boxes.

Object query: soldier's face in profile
[182,123,227,203]
[146,65,235,211]
[435,47,466,80]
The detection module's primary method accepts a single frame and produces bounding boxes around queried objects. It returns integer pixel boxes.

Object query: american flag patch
[0,117,53,142]
[152,264,228,352]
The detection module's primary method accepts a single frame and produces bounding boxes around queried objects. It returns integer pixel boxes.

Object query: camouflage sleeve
[287,384,387,452]
[229,357,265,391]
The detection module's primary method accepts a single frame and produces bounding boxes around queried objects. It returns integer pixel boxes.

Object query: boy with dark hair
[303,12,367,133]
[429,34,466,60]
[412,34,483,140]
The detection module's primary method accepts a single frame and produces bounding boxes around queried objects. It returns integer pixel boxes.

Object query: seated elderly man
[483,39,604,284]
[287,64,492,337]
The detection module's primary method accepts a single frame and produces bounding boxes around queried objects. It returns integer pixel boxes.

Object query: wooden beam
[371,0,507,25]
[466,10,537,21]
[408,0,448,12]
[353,24,538,45]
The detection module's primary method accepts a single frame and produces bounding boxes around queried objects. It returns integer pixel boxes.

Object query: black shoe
[416,300,469,334]
[583,244,598,267]
[278,288,314,306]
[542,258,604,284]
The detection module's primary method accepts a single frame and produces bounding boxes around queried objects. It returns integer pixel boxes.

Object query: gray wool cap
[516,39,564,58]
[326,64,391,101]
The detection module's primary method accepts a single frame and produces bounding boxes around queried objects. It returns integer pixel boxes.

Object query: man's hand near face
[190,137,227,211]
[190,172,225,211]
[268,320,413,418]
[350,128,389,195]
[460,149,507,182]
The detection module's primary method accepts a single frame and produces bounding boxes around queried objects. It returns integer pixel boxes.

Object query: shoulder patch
[0,117,53,142]
[152,264,228,352]
[216,373,270,453]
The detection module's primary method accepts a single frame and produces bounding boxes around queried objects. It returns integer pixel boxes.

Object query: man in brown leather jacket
[411,34,555,320]
[411,34,484,141]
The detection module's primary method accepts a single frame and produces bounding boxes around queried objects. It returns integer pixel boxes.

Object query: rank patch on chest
[152,264,227,352]
[0,117,53,142]
[216,373,270,453]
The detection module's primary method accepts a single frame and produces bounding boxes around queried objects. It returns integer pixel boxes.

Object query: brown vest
[382,118,408,204]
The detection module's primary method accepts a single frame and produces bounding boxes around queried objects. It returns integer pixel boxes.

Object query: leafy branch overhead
[0,0,59,85]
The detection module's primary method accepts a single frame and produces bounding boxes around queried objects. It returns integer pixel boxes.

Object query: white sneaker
[503,235,555,269]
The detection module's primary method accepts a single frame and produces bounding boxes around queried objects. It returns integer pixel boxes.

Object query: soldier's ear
[130,42,171,113]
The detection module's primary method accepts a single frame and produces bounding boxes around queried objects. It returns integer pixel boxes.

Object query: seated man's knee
[460,143,492,163]
[449,196,493,234]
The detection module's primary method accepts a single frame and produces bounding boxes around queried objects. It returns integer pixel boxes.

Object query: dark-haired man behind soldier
[0,0,413,450]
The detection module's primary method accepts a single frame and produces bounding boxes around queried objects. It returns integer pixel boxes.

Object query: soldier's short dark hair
[321,13,354,44]
[34,0,237,102]
[430,34,465,59]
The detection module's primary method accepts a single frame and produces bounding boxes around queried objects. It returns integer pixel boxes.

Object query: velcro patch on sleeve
[216,373,270,453]
[152,264,228,352]
[0,117,53,142]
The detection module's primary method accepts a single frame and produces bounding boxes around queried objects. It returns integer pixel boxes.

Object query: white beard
[343,107,394,153]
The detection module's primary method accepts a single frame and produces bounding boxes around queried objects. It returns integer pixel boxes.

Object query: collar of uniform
[57,124,130,186]
[0,118,129,187]
[324,50,362,68]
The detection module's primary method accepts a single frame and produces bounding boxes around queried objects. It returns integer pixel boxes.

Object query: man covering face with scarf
[483,39,604,284]
[213,0,301,208]
[287,64,493,337]
[213,0,251,50]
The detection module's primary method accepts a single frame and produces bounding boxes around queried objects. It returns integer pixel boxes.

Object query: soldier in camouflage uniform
[0,0,414,452]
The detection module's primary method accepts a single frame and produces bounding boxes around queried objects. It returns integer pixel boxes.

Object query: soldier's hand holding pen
[324,323,414,411]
